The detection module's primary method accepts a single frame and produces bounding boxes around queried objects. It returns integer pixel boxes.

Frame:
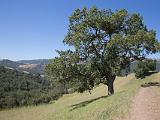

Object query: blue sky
[0,0,160,60]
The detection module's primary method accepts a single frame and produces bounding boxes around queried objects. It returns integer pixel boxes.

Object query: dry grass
[0,73,159,120]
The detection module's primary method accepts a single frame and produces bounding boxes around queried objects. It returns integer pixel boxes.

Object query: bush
[134,59,156,78]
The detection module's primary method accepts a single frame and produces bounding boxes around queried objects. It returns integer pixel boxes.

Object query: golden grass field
[0,73,159,120]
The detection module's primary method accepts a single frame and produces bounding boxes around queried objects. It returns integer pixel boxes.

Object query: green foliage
[45,7,160,95]
[0,66,65,109]
[134,59,156,78]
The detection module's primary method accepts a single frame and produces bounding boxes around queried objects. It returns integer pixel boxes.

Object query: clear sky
[0,0,160,60]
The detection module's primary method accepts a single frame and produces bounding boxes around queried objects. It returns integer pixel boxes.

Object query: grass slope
[0,73,159,120]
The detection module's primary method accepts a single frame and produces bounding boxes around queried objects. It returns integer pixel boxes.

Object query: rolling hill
[0,59,50,74]
[0,59,22,68]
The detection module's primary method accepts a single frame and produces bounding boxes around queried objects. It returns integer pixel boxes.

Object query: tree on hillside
[45,7,160,95]
[134,59,157,78]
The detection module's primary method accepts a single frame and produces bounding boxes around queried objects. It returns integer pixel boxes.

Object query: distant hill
[17,59,50,74]
[0,59,50,75]
[0,59,22,68]
[17,59,49,65]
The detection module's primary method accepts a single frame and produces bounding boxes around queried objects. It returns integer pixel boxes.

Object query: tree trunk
[108,80,114,95]
[105,74,116,96]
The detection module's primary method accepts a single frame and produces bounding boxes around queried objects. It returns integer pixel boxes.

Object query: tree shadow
[69,95,108,111]
[145,71,159,76]
[141,82,160,87]
[69,91,125,111]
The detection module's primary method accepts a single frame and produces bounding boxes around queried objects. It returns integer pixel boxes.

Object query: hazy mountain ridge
[0,59,23,68]
[17,59,49,65]
[0,59,50,75]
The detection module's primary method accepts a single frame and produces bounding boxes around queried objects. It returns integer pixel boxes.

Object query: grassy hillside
[0,73,159,120]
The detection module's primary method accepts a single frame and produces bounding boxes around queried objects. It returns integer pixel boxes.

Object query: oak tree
[45,7,160,95]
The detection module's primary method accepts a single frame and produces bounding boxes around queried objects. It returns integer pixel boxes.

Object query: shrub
[134,59,156,78]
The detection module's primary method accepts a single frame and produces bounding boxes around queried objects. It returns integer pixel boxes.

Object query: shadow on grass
[69,91,126,111]
[69,95,109,111]
[141,82,160,87]
[146,71,159,76]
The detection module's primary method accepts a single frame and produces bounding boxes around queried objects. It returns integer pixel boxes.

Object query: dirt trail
[128,86,160,120]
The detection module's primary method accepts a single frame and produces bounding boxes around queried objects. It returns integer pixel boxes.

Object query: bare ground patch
[128,85,160,120]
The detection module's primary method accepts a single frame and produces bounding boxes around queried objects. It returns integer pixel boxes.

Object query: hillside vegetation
[0,72,159,120]
[0,66,65,109]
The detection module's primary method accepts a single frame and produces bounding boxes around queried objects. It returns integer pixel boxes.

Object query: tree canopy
[45,7,160,95]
